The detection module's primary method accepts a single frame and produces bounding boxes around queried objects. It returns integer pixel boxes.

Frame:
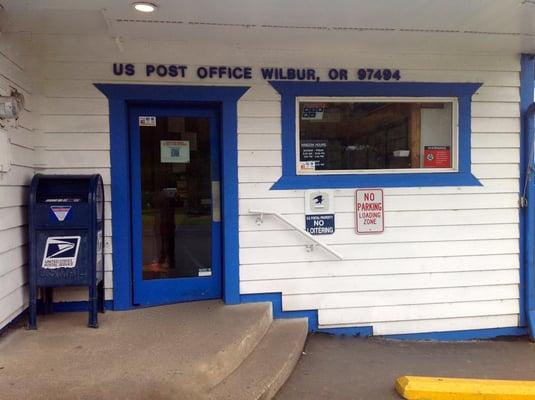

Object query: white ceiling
[2,0,535,53]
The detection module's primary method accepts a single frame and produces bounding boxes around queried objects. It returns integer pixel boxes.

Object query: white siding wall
[31,34,521,335]
[0,34,34,329]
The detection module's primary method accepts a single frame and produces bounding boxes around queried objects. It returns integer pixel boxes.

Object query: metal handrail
[248,209,344,260]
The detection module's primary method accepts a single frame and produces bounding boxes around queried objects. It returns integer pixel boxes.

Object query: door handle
[212,181,221,222]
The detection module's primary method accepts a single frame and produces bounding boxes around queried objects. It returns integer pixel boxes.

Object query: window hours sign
[356,189,384,234]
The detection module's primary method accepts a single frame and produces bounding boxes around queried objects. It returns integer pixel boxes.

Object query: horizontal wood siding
[233,52,521,334]
[0,35,34,330]
[33,35,521,335]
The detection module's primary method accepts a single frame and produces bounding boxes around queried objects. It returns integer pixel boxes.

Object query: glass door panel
[130,106,221,306]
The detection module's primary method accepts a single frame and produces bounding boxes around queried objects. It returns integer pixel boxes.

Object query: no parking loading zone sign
[356,189,384,234]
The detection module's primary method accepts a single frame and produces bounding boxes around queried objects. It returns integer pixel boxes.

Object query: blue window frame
[270,81,482,190]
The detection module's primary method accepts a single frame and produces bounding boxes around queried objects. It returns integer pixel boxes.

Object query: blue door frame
[129,105,222,306]
[95,84,249,310]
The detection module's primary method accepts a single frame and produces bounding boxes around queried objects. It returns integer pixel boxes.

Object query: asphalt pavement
[275,333,535,400]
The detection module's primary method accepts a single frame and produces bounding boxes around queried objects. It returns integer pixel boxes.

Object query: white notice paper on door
[160,140,190,163]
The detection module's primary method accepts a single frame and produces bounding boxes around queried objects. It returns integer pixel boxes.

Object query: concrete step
[189,302,274,390]
[208,318,308,400]
[0,300,274,399]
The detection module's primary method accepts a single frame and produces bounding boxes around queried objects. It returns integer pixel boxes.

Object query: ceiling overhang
[2,0,535,53]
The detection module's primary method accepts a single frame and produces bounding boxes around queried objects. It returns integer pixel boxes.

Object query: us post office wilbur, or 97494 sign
[356,189,384,234]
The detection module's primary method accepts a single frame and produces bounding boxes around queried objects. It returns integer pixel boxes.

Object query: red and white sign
[356,189,384,234]
[423,146,451,168]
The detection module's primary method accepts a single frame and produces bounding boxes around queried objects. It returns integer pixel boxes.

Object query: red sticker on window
[423,146,451,168]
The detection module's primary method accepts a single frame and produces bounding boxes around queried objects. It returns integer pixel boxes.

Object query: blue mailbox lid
[30,174,102,205]
[30,174,104,228]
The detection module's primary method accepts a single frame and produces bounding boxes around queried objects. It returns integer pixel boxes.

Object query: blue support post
[521,54,535,340]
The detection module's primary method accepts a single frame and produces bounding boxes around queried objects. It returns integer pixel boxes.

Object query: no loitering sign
[356,189,384,234]
[305,190,335,235]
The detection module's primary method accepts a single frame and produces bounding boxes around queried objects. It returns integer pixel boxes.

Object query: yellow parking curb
[396,375,535,399]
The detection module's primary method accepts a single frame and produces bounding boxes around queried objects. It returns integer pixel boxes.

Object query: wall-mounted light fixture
[0,4,6,34]
[0,89,24,120]
[132,2,158,12]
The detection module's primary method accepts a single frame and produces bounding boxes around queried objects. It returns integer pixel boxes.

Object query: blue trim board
[240,293,373,336]
[94,84,249,309]
[384,327,528,341]
[269,81,482,190]
[520,54,535,338]
[240,293,527,340]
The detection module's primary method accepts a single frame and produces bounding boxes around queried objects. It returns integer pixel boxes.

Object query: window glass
[297,100,454,173]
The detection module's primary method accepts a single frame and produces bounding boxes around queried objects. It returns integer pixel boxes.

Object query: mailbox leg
[43,288,48,314]
[28,282,37,330]
[88,285,98,328]
[44,287,54,314]
[98,280,105,313]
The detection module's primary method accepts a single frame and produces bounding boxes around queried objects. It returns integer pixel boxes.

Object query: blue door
[129,105,221,306]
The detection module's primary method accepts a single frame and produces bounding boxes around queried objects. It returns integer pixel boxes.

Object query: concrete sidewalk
[275,333,535,400]
[0,302,306,400]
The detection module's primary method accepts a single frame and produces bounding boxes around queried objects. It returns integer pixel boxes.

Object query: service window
[297,98,458,174]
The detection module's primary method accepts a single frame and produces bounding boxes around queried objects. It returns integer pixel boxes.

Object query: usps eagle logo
[313,195,324,206]
[41,236,81,269]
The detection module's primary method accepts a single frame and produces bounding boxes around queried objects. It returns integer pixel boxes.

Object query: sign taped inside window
[302,103,326,120]
[300,140,328,171]
[423,146,451,168]
[139,116,156,126]
[161,140,190,163]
